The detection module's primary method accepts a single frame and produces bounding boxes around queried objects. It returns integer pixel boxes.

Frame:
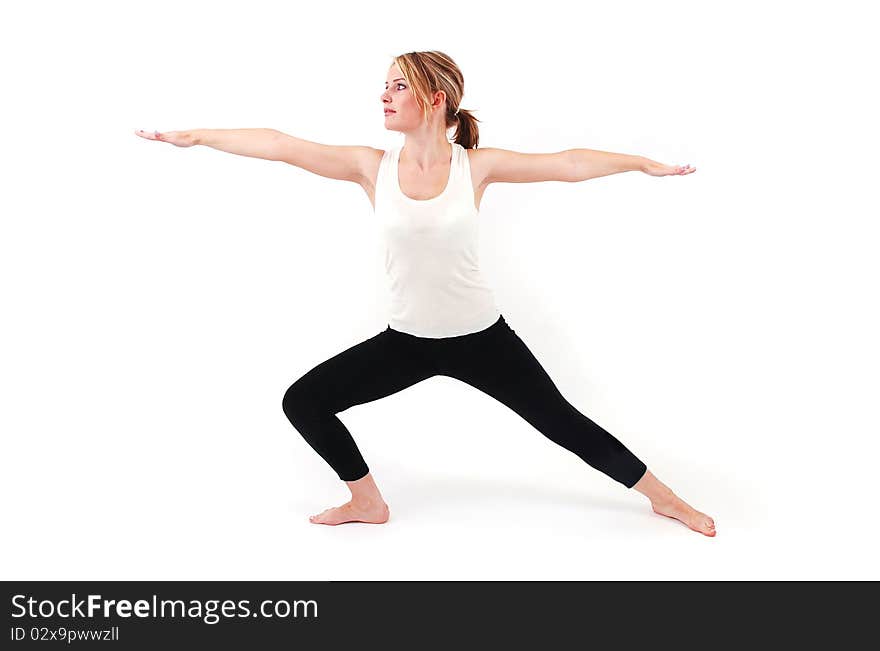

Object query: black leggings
[282,315,648,489]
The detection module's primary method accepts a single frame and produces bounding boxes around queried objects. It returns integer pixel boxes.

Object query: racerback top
[373,142,502,338]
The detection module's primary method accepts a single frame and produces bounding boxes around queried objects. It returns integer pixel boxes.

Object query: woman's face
[380,64,419,130]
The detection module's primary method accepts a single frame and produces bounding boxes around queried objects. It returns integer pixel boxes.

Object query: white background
[1,0,877,580]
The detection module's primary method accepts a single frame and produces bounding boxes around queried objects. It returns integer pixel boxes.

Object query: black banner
[2,580,874,647]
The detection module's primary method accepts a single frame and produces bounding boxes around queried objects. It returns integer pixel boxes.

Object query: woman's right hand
[134,129,197,147]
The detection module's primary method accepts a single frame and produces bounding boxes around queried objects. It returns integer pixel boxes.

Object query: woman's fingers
[643,160,696,177]
[134,129,162,140]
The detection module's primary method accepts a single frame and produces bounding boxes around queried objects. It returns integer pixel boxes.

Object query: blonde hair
[391,50,481,149]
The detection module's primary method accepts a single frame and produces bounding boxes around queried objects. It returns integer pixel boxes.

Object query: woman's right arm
[194,127,283,160]
[135,128,378,186]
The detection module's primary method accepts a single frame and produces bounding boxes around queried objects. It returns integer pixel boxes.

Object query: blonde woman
[136,50,714,536]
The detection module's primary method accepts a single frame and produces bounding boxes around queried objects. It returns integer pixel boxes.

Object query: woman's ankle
[348,492,383,507]
[345,472,385,507]
[633,470,675,503]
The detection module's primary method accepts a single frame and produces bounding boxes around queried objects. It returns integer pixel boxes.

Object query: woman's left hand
[641,160,696,177]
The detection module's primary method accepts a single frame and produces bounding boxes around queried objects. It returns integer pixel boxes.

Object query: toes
[310,506,345,525]
[308,504,363,525]
[310,507,333,521]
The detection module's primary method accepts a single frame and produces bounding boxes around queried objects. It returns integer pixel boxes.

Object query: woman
[136,50,714,536]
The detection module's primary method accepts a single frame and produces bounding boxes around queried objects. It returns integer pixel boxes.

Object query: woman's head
[380,50,480,149]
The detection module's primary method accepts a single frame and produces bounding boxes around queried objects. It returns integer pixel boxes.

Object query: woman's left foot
[651,493,716,536]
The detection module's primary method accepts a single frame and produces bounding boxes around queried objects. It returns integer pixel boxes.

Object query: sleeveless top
[373,142,502,338]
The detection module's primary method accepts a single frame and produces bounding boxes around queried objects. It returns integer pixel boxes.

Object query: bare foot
[309,499,390,525]
[651,494,716,536]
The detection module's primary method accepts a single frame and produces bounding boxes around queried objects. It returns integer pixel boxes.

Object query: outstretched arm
[134,128,376,184]
[134,127,281,158]
[476,147,695,185]
[571,147,695,179]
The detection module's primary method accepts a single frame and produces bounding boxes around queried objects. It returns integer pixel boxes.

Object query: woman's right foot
[309,499,390,525]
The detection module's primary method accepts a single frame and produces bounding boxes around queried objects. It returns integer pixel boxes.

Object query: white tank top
[373,142,502,338]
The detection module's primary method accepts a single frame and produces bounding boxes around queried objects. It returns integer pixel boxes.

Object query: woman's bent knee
[282,379,315,424]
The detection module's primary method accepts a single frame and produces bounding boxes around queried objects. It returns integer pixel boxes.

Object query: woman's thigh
[436,317,577,428]
[285,327,438,415]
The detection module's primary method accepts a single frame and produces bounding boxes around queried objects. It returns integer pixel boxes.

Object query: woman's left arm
[476,147,695,185]
[570,148,695,179]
